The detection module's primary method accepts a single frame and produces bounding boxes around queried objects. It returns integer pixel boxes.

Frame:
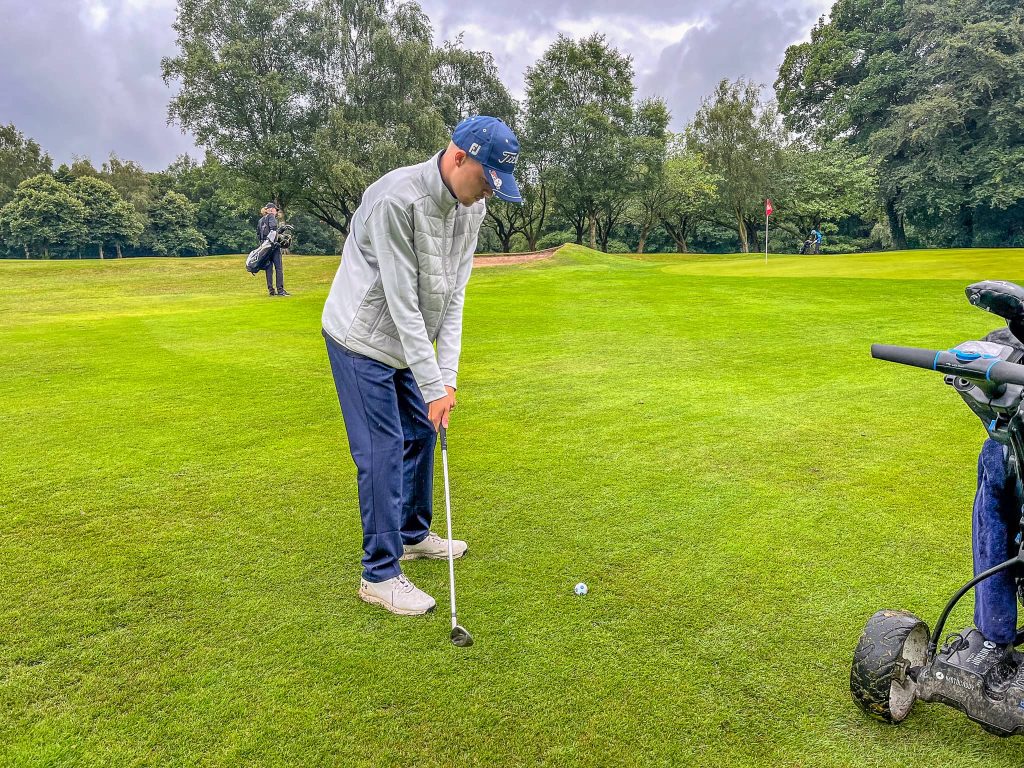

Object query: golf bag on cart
[851,280,1024,736]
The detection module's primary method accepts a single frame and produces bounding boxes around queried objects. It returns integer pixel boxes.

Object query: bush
[537,229,577,249]
[867,222,892,250]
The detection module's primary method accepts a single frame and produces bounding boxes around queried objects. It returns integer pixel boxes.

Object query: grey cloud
[0,0,196,170]
[640,0,825,128]
[0,0,827,170]
[425,0,828,130]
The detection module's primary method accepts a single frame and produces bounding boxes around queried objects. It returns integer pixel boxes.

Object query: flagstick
[765,210,769,264]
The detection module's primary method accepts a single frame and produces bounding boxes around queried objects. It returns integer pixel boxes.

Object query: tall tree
[0,124,53,208]
[69,176,144,259]
[166,153,256,253]
[145,191,208,256]
[0,175,87,259]
[164,0,519,240]
[525,34,636,250]
[162,0,320,211]
[434,36,519,131]
[772,143,876,244]
[658,149,720,253]
[607,98,670,253]
[877,0,1024,246]
[776,0,912,247]
[301,4,519,238]
[101,154,159,217]
[687,79,785,253]
[300,0,444,236]
[628,136,720,254]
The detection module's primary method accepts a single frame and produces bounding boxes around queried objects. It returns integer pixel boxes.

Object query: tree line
[3,0,1022,259]
[0,133,338,259]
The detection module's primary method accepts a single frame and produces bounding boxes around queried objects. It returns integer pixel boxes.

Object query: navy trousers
[973,438,1022,644]
[324,332,436,582]
[264,248,283,292]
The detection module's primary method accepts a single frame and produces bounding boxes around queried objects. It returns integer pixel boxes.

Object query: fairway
[6,246,1024,766]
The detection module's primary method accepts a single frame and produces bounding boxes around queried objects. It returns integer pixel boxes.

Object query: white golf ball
[574,582,588,596]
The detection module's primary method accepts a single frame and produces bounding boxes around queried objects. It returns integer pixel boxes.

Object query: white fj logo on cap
[469,143,481,156]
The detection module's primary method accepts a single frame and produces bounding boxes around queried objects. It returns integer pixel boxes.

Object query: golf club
[440,426,473,647]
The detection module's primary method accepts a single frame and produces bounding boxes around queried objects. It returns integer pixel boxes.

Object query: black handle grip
[871,343,1024,387]
[440,425,447,450]
[988,361,1024,386]
[871,344,940,369]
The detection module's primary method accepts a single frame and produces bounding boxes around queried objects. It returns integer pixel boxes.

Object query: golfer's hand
[428,387,457,431]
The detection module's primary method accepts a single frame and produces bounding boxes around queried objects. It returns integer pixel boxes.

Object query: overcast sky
[0,0,832,171]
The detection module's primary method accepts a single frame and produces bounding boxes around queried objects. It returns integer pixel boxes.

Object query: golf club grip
[870,344,939,370]
[440,426,447,450]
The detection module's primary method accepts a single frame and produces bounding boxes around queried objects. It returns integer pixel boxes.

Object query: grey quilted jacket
[321,151,486,403]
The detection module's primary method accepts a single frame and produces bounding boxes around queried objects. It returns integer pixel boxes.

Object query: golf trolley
[851,280,1024,736]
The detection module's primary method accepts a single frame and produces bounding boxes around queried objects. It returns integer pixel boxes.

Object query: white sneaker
[400,531,468,561]
[358,574,436,616]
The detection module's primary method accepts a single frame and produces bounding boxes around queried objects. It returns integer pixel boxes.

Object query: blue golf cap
[451,116,522,203]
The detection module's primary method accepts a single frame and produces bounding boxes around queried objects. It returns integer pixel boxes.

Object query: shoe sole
[399,549,467,562]
[358,591,436,616]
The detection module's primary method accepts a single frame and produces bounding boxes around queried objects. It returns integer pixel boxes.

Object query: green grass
[4,246,1024,766]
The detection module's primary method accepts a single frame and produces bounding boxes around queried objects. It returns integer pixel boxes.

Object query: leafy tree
[145,191,208,256]
[434,36,519,131]
[525,34,636,250]
[0,124,53,208]
[166,153,256,253]
[285,210,341,254]
[876,0,1024,246]
[69,176,144,259]
[0,175,87,258]
[776,0,912,246]
[301,0,444,236]
[162,0,320,211]
[610,98,670,253]
[627,137,720,254]
[687,79,785,253]
[101,154,160,219]
[773,143,876,243]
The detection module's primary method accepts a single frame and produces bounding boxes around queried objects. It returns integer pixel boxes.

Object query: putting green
[3,245,1024,765]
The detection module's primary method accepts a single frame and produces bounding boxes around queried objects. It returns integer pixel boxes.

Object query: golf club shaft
[441,427,458,631]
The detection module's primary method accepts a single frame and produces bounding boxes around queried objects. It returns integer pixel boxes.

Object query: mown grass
[3,246,1024,766]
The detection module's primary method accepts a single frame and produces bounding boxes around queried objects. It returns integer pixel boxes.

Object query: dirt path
[473,247,559,268]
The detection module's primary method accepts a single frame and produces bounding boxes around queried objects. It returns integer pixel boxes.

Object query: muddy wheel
[850,609,929,723]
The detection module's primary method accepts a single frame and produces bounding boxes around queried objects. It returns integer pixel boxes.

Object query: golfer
[257,203,289,297]
[322,116,522,615]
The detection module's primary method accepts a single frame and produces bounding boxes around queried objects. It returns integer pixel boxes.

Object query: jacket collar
[423,150,459,214]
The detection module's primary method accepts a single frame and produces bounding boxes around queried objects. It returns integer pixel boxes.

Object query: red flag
[765,199,774,217]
